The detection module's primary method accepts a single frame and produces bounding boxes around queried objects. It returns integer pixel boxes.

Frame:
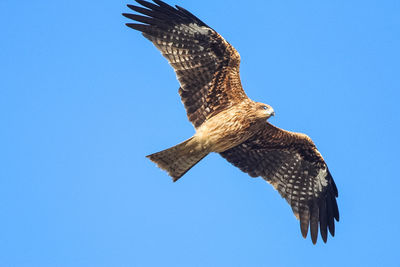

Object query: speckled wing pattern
[123,0,248,128]
[220,123,339,244]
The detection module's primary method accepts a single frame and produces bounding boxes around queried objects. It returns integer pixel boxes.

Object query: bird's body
[147,100,273,181]
[194,101,274,153]
[123,0,339,244]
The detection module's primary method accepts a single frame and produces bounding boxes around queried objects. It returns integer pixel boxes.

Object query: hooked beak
[268,109,275,117]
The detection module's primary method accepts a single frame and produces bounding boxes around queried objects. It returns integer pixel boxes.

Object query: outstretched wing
[123,0,248,128]
[220,123,339,244]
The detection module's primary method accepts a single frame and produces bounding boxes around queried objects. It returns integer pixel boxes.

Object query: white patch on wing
[315,167,328,194]
[188,23,210,35]
[317,167,328,186]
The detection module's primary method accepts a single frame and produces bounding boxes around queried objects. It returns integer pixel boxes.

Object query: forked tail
[146,137,208,182]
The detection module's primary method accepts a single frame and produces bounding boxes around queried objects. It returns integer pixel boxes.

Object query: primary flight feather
[123,0,339,244]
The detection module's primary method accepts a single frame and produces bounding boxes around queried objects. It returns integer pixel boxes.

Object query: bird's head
[255,102,275,119]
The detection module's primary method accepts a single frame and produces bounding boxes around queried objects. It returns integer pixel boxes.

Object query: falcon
[123,0,339,244]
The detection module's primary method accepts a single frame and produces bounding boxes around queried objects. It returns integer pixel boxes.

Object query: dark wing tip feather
[328,168,339,197]
[175,5,209,27]
[296,170,339,244]
[319,198,328,243]
[127,4,150,15]
[125,23,151,33]
[124,0,210,29]
[134,0,159,10]
[326,193,336,236]
[333,197,340,221]
[310,202,319,244]
[124,13,164,26]
[300,193,337,244]
[131,0,187,23]
[299,209,310,239]
[317,174,339,243]
[153,0,178,12]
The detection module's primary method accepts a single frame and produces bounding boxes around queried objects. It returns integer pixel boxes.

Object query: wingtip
[301,231,308,239]
[126,3,135,10]
[175,5,186,12]
[153,0,170,6]
[175,5,190,16]
[299,210,310,239]
[312,239,317,245]
[135,0,146,5]
[321,232,328,243]
[328,222,335,237]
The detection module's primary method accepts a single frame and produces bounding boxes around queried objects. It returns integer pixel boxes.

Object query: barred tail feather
[146,137,208,182]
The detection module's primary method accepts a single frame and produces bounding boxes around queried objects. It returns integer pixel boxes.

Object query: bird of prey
[123,0,339,244]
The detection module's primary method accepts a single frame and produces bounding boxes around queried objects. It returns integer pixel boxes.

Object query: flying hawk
[123,0,339,244]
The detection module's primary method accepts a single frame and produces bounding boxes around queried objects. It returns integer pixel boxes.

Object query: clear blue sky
[1,0,399,266]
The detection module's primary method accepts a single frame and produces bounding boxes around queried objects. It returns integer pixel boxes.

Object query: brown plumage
[123,0,339,244]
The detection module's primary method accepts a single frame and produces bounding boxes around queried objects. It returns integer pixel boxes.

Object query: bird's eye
[263,106,268,110]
